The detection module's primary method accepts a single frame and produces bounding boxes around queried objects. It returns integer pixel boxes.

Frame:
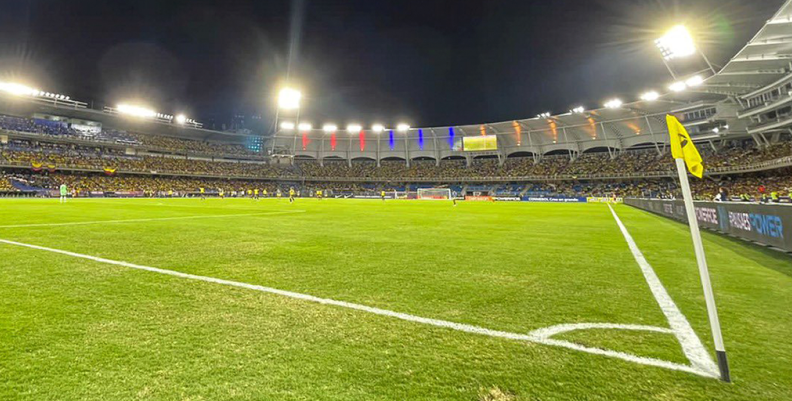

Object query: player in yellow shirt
[199,187,205,200]
[263,189,268,198]
[289,187,296,204]
[316,189,323,200]
[247,189,253,198]
[254,188,259,200]
[218,188,225,199]
[381,190,386,201]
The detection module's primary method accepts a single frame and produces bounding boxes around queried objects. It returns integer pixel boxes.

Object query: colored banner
[465,196,494,202]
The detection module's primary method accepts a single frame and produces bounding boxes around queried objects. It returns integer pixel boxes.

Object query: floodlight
[538,112,552,119]
[0,82,38,97]
[640,91,660,101]
[655,25,696,60]
[686,75,704,87]
[571,106,585,114]
[298,122,312,131]
[372,124,385,133]
[669,81,687,92]
[346,124,362,133]
[323,124,337,133]
[397,124,410,132]
[280,121,295,130]
[277,88,302,110]
[175,114,187,124]
[117,104,157,118]
[604,99,622,109]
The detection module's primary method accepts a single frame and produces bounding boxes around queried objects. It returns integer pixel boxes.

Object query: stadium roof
[701,0,792,97]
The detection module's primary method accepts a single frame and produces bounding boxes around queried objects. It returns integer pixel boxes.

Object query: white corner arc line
[0,210,306,229]
[528,323,673,339]
[607,204,719,377]
[0,237,716,378]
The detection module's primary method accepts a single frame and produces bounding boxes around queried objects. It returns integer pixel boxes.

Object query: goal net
[417,188,452,200]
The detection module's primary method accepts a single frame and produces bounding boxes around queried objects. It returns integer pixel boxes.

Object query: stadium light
[372,124,385,133]
[117,104,157,118]
[571,106,585,114]
[655,25,696,60]
[396,123,410,133]
[298,122,312,131]
[280,121,295,130]
[0,82,38,96]
[669,81,687,92]
[640,91,660,101]
[175,114,187,124]
[277,88,302,110]
[538,112,552,119]
[346,124,362,133]
[322,124,337,133]
[603,99,622,109]
[686,75,704,87]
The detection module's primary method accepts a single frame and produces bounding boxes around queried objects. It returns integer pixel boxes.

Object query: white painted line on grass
[529,322,674,339]
[607,204,719,377]
[0,210,306,229]
[0,237,716,379]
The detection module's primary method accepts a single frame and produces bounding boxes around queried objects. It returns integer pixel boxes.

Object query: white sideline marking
[0,210,306,229]
[607,204,719,377]
[0,237,716,378]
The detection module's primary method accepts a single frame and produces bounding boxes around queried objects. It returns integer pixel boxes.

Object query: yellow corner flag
[666,114,704,178]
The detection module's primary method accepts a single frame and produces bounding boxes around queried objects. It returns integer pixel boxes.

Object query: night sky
[0,0,784,132]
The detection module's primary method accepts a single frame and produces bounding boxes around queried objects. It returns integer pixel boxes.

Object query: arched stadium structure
[1,0,792,200]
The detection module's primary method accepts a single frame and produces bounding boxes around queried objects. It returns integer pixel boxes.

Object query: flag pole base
[717,350,731,383]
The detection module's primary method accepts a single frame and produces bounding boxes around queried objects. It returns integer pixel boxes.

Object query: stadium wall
[625,198,792,253]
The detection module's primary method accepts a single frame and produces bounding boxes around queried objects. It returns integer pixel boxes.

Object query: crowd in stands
[2,115,792,199]
[1,138,791,190]
[0,173,16,192]
[0,114,260,157]
[127,132,258,157]
[2,169,789,201]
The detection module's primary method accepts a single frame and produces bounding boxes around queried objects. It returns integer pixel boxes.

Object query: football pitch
[1,198,790,400]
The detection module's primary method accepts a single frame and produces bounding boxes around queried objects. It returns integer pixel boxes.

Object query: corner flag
[667,114,730,382]
[666,114,703,178]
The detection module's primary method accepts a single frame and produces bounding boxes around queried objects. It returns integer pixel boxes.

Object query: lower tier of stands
[2,168,791,202]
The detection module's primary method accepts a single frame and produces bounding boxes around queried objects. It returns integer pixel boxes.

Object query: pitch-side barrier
[625,198,792,253]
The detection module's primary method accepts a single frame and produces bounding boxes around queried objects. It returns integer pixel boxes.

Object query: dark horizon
[0,0,783,132]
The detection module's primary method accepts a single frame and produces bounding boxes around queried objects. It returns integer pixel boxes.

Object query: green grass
[0,198,790,400]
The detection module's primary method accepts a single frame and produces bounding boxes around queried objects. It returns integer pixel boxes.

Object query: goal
[417,188,452,200]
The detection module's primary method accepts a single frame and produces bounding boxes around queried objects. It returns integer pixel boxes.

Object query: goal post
[417,188,452,200]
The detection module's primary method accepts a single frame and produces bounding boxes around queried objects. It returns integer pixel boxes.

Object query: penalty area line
[607,204,719,377]
[0,210,306,229]
[0,237,716,379]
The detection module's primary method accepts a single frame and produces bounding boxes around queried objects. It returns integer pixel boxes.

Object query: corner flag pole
[673,156,731,382]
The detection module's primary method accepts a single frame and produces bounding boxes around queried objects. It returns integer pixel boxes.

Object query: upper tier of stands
[0,114,259,158]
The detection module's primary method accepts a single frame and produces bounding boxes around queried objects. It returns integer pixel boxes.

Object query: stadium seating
[2,113,792,200]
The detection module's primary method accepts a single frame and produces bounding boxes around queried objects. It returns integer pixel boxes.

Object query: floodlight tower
[654,25,717,80]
